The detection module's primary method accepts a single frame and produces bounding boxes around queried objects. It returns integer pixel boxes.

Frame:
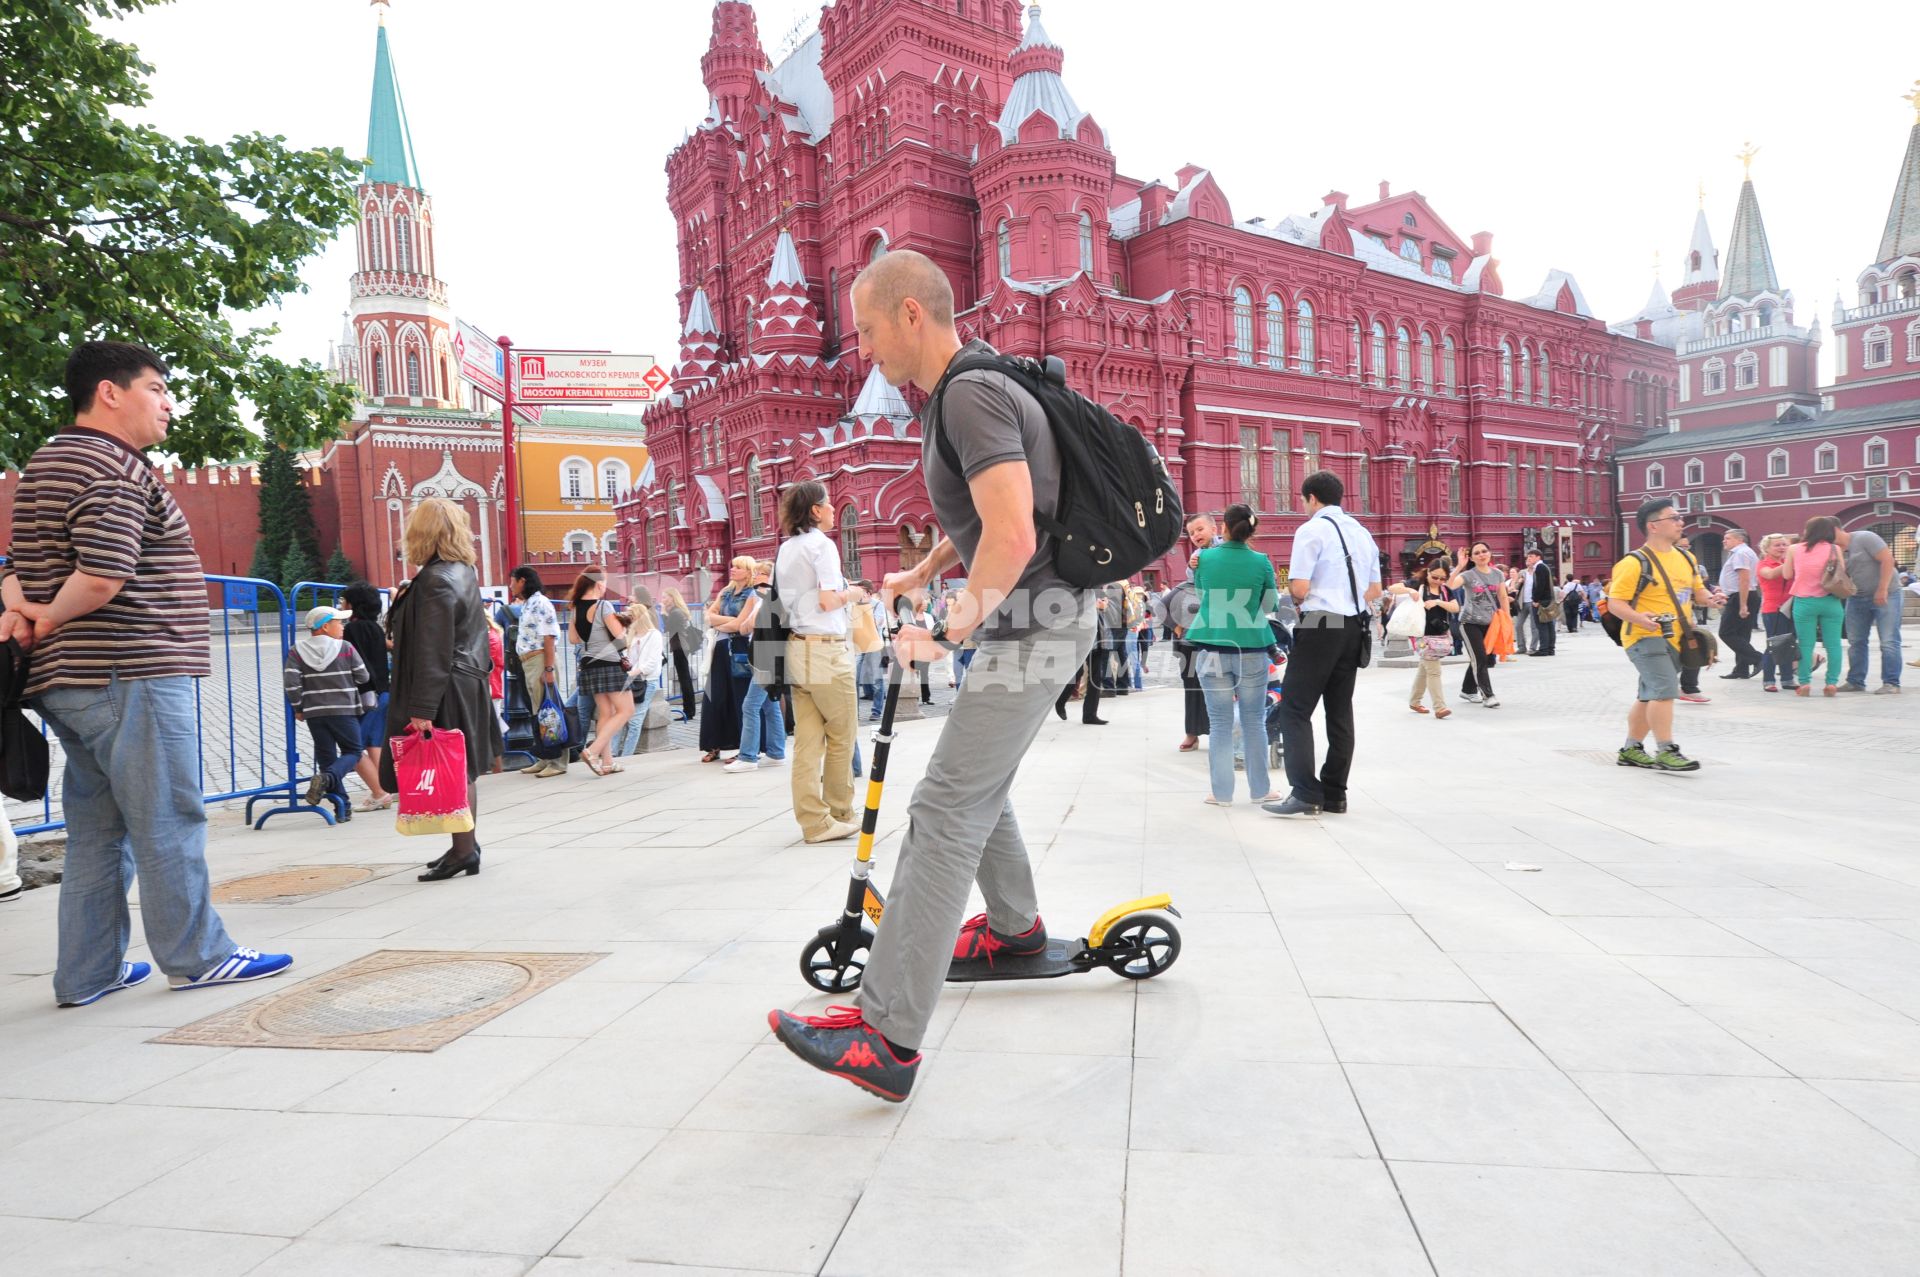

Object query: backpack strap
[924,352,1031,478]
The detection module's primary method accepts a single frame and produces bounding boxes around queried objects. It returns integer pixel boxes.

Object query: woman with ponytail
[1185,503,1282,805]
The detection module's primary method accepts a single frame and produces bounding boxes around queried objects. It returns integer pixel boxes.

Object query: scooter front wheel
[800,930,873,994]
[1100,913,1182,980]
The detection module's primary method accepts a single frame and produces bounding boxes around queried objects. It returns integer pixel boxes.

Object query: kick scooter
[799,643,1182,994]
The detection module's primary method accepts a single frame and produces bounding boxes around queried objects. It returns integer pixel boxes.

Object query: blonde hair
[661,586,688,617]
[626,601,657,639]
[403,497,476,567]
[729,555,755,574]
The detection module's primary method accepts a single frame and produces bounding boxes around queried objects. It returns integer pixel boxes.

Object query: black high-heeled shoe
[419,852,480,882]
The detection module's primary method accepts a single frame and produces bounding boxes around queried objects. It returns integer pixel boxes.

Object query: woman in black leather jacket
[378,498,502,881]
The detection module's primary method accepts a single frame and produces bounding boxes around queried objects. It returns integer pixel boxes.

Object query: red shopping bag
[389,726,474,836]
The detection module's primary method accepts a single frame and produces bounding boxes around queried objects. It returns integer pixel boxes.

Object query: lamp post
[498,334,520,572]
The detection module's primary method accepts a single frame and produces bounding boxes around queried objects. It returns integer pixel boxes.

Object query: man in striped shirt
[0,342,292,1006]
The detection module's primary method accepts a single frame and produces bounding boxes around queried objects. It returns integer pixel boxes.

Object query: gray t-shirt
[923,340,1085,638]
[1846,530,1888,595]
[1458,567,1505,625]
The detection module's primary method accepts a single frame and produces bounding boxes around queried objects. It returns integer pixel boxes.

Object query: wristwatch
[927,619,963,652]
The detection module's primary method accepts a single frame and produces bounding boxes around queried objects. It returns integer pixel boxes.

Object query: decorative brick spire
[676,287,721,387]
[1875,98,1920,265]
[754,230,822,359]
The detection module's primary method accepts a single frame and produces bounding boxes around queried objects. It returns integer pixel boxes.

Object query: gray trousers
[859,614,1096,1050]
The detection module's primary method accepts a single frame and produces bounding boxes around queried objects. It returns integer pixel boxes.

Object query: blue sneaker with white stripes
[58,961,152,1007]
[168,947,293,990]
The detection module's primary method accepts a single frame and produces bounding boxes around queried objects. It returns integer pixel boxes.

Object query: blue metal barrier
[1,574,337,835]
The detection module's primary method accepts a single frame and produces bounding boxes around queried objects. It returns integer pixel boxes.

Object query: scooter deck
[946,938,1092,983]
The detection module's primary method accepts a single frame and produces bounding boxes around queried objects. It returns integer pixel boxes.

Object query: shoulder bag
[1326,518,1373,669]
[1817,543,1856,599]
[1645,551,1719,671]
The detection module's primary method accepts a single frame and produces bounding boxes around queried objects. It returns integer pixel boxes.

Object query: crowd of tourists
[4,272,1915,1114]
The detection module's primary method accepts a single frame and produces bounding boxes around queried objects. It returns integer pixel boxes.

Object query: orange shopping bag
[1485,608,1517,662]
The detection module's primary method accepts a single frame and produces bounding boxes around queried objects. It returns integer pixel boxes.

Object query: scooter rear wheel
[800,931,873,994]
[1100,913,1182,979]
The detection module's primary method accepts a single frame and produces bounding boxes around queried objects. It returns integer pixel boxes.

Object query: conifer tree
[323,545,356,585]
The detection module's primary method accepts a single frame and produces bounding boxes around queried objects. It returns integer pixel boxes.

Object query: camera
[1654,613,1676,639]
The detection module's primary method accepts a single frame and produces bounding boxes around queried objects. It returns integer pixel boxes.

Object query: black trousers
[1279,622,1362,805]
[1055,652,1103,722]
[1174,639,1208,736]
[1460,622,1495,697]
[1717,591,1762,674]
[1533,607,1557,654]
[670,634,697,719]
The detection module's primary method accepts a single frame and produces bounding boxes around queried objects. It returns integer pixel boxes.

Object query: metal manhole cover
[151,949,605,1052]
[212,865,377,903]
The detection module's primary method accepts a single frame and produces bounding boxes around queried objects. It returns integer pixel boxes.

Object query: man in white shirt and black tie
[1265,470,1382,818]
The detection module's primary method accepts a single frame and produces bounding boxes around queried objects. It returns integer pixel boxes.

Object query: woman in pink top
[1782,517,1845,696]
[1754,534,1797,692]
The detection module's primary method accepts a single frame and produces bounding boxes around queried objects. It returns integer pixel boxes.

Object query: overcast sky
[115,0,1916,390]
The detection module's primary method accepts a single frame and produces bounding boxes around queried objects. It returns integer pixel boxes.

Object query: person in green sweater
[1188,504,1282,805]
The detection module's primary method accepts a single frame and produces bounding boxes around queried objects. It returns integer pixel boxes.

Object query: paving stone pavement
[0,623,1916,1275]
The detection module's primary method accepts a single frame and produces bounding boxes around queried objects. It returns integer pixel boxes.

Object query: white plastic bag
[1386,596,1425,640]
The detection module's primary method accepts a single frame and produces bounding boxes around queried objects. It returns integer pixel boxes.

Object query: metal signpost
[493,343,666,570]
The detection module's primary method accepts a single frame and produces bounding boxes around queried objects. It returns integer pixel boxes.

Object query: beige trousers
[787,638,857,837]
[1410,657,1447,710]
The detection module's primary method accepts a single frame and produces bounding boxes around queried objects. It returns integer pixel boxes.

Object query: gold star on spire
[1697,179,1706,208]
[1904,79,1920,124]
[1736,141,1760,179]
[371,0,389,25]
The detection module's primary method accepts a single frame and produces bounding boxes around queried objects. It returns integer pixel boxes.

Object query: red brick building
[618,1,1676,592]
[1614,106,1920,576]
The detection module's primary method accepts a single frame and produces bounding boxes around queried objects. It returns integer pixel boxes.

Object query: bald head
[852,249,955,328]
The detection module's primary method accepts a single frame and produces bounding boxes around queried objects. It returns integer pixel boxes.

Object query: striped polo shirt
[6,427,210,695]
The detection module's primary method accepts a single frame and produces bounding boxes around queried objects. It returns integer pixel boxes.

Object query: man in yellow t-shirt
[1606,498,1723,772]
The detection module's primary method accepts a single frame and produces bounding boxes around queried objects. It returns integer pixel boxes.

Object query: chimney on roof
[1378,180,1390,201]
[1137,179,1172,228]
[1325,190,1349,212]
[1174,163,1205,189]
[1471,231,1494,256]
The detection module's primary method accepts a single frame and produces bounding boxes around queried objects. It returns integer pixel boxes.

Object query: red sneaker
[952,913,1048,963]
[767,1005,920,1102]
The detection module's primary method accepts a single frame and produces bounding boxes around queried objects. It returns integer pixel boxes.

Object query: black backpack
[1,638,49,802]
[928,353,1184,588]
[1599,547,1701,647]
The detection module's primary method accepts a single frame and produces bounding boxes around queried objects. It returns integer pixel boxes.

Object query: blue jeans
[736,679,787,763]
[1844,593,1903,688]
[1760,611,1798,687]
[34,675,235,1002]
[306,715,363,798]
[857,651,885,717]
[955,647,978,689]
[1196,648,1270,801]
[612,680,656,756]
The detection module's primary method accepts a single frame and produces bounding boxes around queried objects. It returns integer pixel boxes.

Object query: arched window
[870,235,888,264]
[563,459,589,501]
[1416,330,1433,389]
[366,213,384,270]
[1398,239,1421,265]
[1498,341,1515,398]
[1393,326,1411,388]
[827,267,840,343]
[1536,350,1550,404]
[1704,358,1726,393]
[1725,455,1746,482]
[841,504,860,578]
[1356,456,1371,511]
[601,459,628,500]
[1369,322,1387,386]
[1735,351,1759,389]
[1430,255,1453,283]
[1815,444,1837,473]
[567,532,593,556]
[1232,288,1255,366]
[1349,320,1361,376]
[744,454,763,536]
[394,213,413,273]
[1768,449,1789,478]
[1264,294,1285,369]
[1684,459,1704,486]
[1440,335,1457,395]
[1646,463,1665,489]
[602,531,618,554]
[996,220,1011,279]
[369,344,387,398]
[405,347,422,397]
[1294,299,1316,373]
[1865,437,1889,468]
[1518,345,1532,403]
[1078,211,1093,275]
